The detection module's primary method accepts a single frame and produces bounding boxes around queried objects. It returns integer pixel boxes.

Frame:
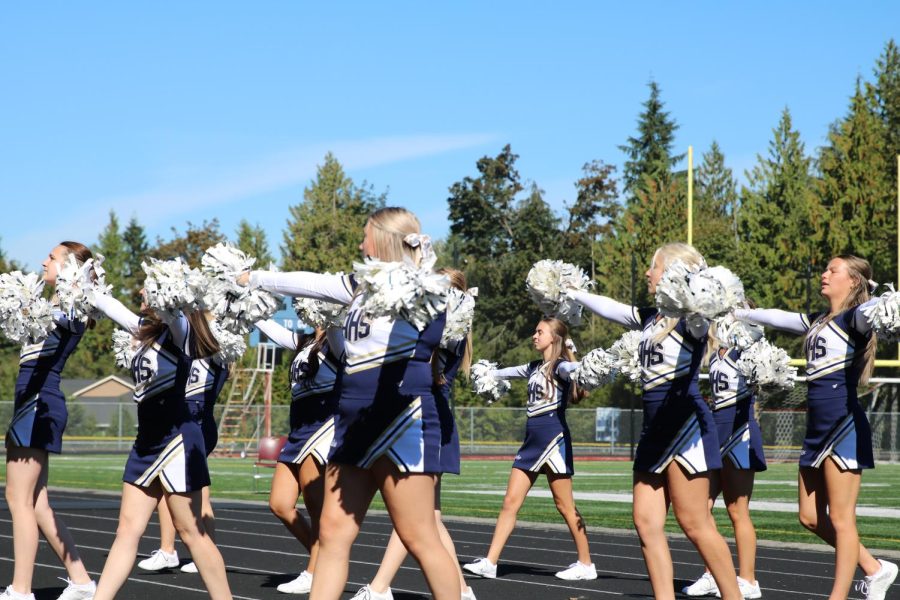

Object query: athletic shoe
[737,577,761,599]
[137,549,179,571]
[277,571,314,594]
[463,558,497,579]
[180,562,198,574]
[56,579,96,600]
[0,586,36,600]
[856,559,899,600]
[461,587,477,600]
[348,585,393,600]
[555,561,598,581]
[683,572,719,597]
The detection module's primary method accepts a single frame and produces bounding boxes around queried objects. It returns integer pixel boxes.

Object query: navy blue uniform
[708,348,766,471]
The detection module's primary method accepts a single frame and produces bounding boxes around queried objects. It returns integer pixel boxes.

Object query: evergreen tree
[819,80,893,283]
[94,211,127,297]
[235,220,274,267]
[875,39,900,184]
[738,108,822,317]
[563,161,619,274]
[618,81,684,196]
[694,141,740,266]
[152,220,227,267]
[122,216,148,307]
[281,153,385,273]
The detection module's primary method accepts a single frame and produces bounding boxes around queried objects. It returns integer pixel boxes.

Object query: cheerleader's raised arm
[249,271,355,305]
[492,361,578,381]
[568,290,642,329]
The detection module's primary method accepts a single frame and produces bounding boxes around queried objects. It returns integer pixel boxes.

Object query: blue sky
[2,3,898,269]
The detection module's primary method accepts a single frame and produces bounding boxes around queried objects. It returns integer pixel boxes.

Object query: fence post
[118,404,123,451]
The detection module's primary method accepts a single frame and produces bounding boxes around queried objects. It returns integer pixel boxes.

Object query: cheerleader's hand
[237,271,250,287]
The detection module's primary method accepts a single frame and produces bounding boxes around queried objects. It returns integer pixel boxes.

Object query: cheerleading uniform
[93,295,210,492]
[491,360,578,475]
[6,308,85,454]
[435,339,466,474]
[571,291,721,474]
[735,305,875,470]
[250,271,446,473]
[184,357,229,456]
[708,348,766,471]
[256,319,342,466]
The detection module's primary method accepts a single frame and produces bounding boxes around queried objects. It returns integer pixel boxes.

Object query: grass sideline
[3,455,900,552]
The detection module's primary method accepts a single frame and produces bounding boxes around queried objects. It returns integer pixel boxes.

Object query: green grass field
[5,455,900,552]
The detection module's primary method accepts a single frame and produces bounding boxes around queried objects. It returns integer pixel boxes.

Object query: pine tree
[618,81,685,196]
[875,39,900,185]
[235,220,274,267]
[152,220,227,267]
[94,211,127,297]
[281,153,385,273]
[563,161,619,274]
[819,80,893,283]
[122,216,148,307]
[694,141,740,266]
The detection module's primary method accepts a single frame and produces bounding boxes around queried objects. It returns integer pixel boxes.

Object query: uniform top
[572,291,707,402]
[251,271,446,399]
[492,359,577,418]
[435,338,466,402]
[735,304,874,401]
[708,347,752,411]
[185,357,229,406]
[17,307,85,396]
[256,319,342,402]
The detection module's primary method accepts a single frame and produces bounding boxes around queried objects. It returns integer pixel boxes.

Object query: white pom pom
[293,273,349,330]
[655,259,700,317]
[657,261,744,322]
[470,359,511,403]
[55,253,113,322]
[862,283,900,341]
[705,266,745,311]
[0,271,56,345]
[572,348,616,390]
[112,329,138,369]
[608,330,642,383]
[353,259,450,331]
[200,244,280,334]
[441,287,477,347]
[142,258,206,321]
[210,320,247,364]
[525,260,592,325]
[714,313,763,350]
[736,339,796,392]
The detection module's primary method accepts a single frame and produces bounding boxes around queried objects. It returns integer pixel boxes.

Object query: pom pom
[353,259,450,331]
[210,320,247,364]
[736,339,796,392]
[525,260,592,325]
[0,271,56,345]
[705,266,745,312]
[441,287,477,347]
[862,284,900,341]
[200,244,280,334]
[608,330,642,383]
[142,257,206,321]
[293,275,349,330]
[470,359,511,403]
[572,348,616,390]
[656,261,743,321]
[55,253,113,322]
[112,329,138,369]
[714,313,763,350]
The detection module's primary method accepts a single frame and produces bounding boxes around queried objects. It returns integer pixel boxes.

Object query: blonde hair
[538,317,586,404]
[651,243,707,344]
[807,254,876,384]
[433,268,473,383]
[367,207,423,264]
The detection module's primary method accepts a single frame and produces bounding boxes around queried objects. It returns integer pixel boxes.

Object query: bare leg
[269,462,312,551]
[298,456,326,574]
[632,470,674,600]
[166,490,232,599]
[485,468,538,564]
[720,462,757,582]
[546,473,591,564]
[156,496,177,553]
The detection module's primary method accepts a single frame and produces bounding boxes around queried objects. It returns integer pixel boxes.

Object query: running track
[1,489,898,599]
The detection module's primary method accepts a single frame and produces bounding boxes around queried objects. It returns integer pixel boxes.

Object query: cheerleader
[570,242,741,600]
[2,242,96,600]
[256,319,342,594]
[237,207,461,600]
[137,347,230,574]
[734,255,898,600]
[88,291,232,600]
[463,317,596,582]
[352,268,476,600]
[683,321,765,598]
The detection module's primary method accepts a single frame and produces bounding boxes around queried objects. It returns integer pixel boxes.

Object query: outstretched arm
[256,319,299,351]
[569,291,641,329]
[250,271,354,305]
[91,294,141,334]
[734,308,808,335]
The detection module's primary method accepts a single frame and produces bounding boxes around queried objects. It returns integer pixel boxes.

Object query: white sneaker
[856,559,899,600]
[56,579,96,600]
[137,549,179,571]
[277,571,314,594]
[0,586,36,600]
[463,558,497,579]
[555,561,598,581]
[348,585,393,600]
[735,577,761,599]
[683,572,719,597]
[461,587,477,600]
[180,562,198,574]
